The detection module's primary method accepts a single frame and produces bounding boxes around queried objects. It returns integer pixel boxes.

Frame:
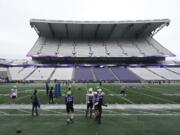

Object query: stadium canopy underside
[30,19,170,40]
[28,19,174,64]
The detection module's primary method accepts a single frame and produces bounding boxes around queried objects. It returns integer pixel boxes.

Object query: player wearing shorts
[94,88,106,124]
[10,86,17,104]
[65,91,74,124]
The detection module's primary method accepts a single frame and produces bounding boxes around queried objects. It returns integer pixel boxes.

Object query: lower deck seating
[0,67,8,79]
[167,68,180,75]
[111,67,140,82]
[8,67,24,80]
[26,68,54,81]
[147,68,180,80]
[93,67,117,81]
[74,67,94,81]
[5,66,180,82]
[50,68,73,81]
[129,68,165,81]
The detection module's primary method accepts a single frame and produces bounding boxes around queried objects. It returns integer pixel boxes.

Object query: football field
[0,108,180,135]
[0,83,180,104]
[0,83,180,135]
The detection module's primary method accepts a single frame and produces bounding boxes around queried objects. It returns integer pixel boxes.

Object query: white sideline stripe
[114,108,154,115]
[158,109,177,113]
[8,109,178,115]
[75,110,85,113]
[0,113,180,117]
[43,109,64,114]
[131,110,157,115]
[1,104,180,110]
[105,110,120,114]
[17,109,31,114]
[42,105,66,110]
[131,90,177,104]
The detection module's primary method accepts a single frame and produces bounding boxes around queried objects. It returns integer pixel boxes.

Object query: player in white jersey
[10,86,17,104]
[85,88,94,118]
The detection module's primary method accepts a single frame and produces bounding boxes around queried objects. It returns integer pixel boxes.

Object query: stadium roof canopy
[30,19,170,40]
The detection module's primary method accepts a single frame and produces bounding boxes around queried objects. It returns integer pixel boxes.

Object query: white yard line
[104,109,121,114]
[43,109,65,114]
[102,87,135,104]
[18,89,45,93]
[0,110,9,115]
[16,95,31,101]
[109,108,156,115]
[148,109,179,114]
[16,109,31,114]
[131,90,177,104]
[0,113,180,117]
[0,94,9,97]
[130,109,157,115]
[75,110,85,113]
[120,97,134,104]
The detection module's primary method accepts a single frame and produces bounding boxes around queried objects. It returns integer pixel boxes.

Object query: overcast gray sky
[0,0,179,60]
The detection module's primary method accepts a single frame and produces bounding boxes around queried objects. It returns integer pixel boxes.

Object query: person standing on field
[31,89,40,116]
[65,90,74,124]
[49,86,54,104]
[85,88,94,118]
[10,85,18,104]
[94,88,107,124]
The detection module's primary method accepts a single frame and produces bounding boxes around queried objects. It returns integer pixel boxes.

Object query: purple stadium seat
[93,67,117,81]
[111,67,140,82]
[74,67,94,81]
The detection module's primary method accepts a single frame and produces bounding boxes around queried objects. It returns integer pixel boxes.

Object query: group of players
[65,87,107,124]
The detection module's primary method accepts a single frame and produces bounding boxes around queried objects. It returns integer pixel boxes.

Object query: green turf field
[1,83,180,104]
[1,83,180,135]
[0,109,180,135]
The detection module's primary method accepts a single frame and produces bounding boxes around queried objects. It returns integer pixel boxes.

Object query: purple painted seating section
[74,67,140,82]
[74,67,94,81]
[93,68,117,81]
[111,67,140,81]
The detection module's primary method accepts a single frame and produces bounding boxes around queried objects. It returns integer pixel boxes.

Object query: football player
[85,88,94,118]
[94,88,107,124]
[65,90,74,124]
